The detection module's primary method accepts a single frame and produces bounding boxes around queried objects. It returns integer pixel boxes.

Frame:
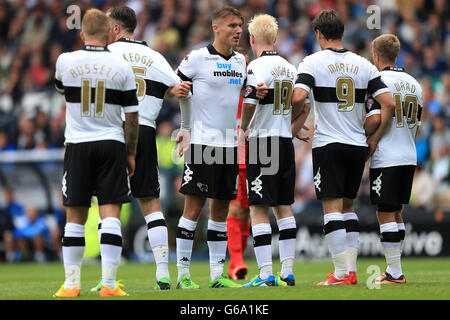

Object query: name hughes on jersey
[213,62,244,85]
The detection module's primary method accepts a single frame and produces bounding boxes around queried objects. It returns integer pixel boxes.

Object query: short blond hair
[82,8,111,39]
[372,34,401,63]
[248,14,278,45]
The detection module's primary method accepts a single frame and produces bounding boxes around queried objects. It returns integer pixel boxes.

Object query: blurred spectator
[0,204,14,262]
[155,121,183,212]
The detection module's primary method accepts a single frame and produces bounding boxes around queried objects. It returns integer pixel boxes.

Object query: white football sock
[343,212,359,273]
[397,222,405,253]
[380,222,402,278]
[277,217,296,277]
[176,216,197,281]
[252,223,272,280]
[100,217,122,289]
[324,213,347,279]
[62,223,85,289]
[207,219,228,281]
[145,212,169,281]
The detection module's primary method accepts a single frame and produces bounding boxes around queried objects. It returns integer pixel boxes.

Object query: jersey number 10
[393,93,419,128]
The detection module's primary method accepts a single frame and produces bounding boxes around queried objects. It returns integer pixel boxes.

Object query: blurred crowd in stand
[0,0,449,262]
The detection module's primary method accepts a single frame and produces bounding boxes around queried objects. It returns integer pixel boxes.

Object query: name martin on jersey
[213,62,244,85]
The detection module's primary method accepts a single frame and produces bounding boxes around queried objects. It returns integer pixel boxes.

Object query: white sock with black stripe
[207,219,228,281]
[62,223,85,289]
[176,216,197,281]
[343,212,359,273]
[324,212,347,279]
[252,223,272,280]
[380,222,402,278]
[145,211,169,281]
[100,217,122,289]
[277,217,296,278]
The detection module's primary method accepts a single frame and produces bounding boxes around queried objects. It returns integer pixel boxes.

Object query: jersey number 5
[273,80,293,115]
[81,79,105,117]
[132,67,146,102]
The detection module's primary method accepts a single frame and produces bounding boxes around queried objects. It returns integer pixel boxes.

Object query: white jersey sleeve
[243,60,259,105]
[176,50,200,82]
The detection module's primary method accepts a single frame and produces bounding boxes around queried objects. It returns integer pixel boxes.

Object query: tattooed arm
[124,111,139,177]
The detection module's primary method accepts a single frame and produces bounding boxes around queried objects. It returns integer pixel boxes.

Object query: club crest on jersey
[245,86,253,97]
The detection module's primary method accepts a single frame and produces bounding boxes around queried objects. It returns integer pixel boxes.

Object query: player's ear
[212,22,219,33]
[80,31,85,43]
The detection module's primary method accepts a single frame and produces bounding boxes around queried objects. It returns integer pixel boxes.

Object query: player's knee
[377,203,402,213]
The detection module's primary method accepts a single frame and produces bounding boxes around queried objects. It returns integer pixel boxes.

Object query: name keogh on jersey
[69,63,119,80]
[213,62,244,85]
[121,53,154,68]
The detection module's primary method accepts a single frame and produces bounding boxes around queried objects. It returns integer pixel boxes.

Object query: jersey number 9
[336,77,355,112]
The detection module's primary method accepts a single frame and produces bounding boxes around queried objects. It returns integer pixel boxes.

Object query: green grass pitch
[0,257,449,300]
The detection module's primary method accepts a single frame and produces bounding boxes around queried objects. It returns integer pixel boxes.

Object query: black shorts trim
[312,143,368,200]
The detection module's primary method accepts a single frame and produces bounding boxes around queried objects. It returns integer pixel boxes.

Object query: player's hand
[127,155,136,178]
[238,127,249,145]
[171,81,192,98]
[295,125,311,142]
[175,129,191,157]
[366,135,379,160]
[255,82,268,99]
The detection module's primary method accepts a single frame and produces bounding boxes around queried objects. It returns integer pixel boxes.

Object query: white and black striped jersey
[55,45,138,144]
[295,48,389,149]
[366,66,423,168]
[108,38,183,128]
[176,44,247,147]
[243,51,297,139]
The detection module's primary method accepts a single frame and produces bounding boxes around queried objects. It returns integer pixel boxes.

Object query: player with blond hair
[240,14,309,287]
[365,34,422,284]
[292,10,395,286]
[53,8,138,297]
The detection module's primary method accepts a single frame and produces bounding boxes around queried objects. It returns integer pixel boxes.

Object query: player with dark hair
[292,9,396,286]
[174,6,268,289]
